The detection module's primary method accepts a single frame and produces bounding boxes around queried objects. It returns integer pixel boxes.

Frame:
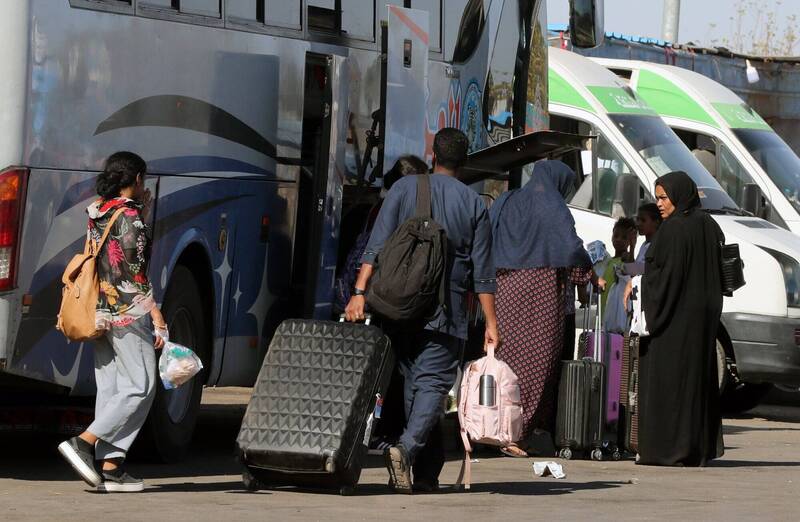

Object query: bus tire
[147,266,209,463]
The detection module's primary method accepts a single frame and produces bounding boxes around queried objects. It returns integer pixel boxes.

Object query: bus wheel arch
[145,245,214,463]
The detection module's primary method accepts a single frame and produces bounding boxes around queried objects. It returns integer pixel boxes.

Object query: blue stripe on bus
[148,155,274,177]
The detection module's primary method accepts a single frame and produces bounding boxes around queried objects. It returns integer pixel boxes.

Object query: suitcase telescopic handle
[594,287,602,363]
[339,313,372,326]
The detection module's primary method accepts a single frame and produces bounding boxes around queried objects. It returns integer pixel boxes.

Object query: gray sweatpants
[88,318,157,461]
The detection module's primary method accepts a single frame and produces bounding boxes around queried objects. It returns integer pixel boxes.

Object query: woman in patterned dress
[490,161,594,457]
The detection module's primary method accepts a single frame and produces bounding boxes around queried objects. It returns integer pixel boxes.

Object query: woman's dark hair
[96,151,146,199]
[638,202,662,223]
[613,216,637,233]
[384,155,429,190]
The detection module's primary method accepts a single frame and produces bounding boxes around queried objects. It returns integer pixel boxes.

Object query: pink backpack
[456,344,523,490]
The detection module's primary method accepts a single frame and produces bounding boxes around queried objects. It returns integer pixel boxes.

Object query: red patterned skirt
[496,267,590,439]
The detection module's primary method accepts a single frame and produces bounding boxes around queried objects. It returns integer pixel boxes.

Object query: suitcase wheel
[591,449,604,461]
[558,448,573,460]
[242,470,261,492]
[339,485,356,496]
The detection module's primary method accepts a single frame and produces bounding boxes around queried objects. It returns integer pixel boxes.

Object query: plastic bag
[158,342,203,390]
[630,275,650,336]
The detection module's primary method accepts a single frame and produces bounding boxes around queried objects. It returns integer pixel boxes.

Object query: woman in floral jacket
[58,151,167,493]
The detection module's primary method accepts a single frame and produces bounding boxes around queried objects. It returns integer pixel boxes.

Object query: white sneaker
[58,437,101,487]
[97,470,145,493]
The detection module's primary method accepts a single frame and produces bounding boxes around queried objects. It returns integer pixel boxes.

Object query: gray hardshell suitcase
[237,318,393,495]
[555,288,620,461]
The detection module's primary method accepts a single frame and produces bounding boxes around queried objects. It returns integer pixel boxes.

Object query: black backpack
[366,175,448,322]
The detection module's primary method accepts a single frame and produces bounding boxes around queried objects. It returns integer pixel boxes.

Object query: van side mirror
[569,0,605,48]
[742,183,764,216]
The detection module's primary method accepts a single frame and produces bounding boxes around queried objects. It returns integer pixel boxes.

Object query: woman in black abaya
[638,171,725,466]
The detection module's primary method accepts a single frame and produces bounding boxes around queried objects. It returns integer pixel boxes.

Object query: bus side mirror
[569,0,605,49]
[742,183,764,217]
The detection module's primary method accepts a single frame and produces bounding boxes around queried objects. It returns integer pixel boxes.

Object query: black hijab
[656,171,701,216]
[490,160,591,270]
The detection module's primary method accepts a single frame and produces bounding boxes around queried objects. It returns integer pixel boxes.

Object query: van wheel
[717,338,771,413]
[147,266,208,462]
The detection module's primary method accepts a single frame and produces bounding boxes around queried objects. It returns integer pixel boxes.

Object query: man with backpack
[345,128,498,494]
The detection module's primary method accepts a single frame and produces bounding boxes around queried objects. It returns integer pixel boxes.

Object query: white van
[593,58,800,234]
[548,47,800,409]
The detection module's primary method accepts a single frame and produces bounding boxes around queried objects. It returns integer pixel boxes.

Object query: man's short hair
[433,128,469,170]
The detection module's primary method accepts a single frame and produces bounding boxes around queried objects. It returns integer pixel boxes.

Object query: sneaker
[384,445,412,495]
[368,436,395,456]
[97,469,144,493]
[58,437,101,487]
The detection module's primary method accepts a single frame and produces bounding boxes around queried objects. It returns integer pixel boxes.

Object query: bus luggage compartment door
[383,5,430,174]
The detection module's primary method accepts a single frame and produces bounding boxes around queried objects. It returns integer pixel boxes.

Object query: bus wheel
[148,266,208,463]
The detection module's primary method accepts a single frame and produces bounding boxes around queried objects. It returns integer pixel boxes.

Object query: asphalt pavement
[1,388,798,522]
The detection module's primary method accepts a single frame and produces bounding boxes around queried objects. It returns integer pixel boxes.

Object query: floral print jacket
[87,197,155,328]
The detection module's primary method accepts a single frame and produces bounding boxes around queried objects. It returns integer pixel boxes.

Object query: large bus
[0,0,601,460]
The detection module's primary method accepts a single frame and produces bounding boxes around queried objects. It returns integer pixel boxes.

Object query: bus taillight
[0,167,28,292]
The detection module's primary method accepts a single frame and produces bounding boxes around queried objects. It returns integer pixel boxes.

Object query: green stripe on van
[549,69,594,112]
[712,102,772,130]
[587,86,655,115]
[635,70,719,128]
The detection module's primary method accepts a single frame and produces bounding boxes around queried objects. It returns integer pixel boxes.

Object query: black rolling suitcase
[555,288,619,461]
[237,317,394,495]
[620,334,641,454]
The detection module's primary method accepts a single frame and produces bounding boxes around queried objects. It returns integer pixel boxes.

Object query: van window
[672,127,758,207]
[549,114,593,209]
[596,134,637,218]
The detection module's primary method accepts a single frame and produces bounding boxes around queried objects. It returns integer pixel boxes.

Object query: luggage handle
[339,313,372,326]
[594,287,602,363]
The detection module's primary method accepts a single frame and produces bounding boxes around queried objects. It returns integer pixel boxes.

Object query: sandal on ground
[500,445,529,458]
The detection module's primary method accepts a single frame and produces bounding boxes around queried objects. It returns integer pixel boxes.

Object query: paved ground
[1,388,798,522]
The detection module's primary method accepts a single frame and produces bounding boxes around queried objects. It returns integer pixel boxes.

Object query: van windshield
[609,114,740,212]
[733,128,800,214]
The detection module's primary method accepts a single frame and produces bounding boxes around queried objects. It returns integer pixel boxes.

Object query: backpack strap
[415,174,432,219]
[90,207,127,256]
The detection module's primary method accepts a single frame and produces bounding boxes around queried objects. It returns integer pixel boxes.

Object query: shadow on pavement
[707,459,800,468]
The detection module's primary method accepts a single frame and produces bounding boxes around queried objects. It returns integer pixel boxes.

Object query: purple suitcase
[585,332,623,427]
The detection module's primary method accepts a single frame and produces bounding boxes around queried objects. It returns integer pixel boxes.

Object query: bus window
[308,0,338,32]
[142,0,176,8]
[341,0,375,40]
[226,0,258,20]
[181,0,220,17]
[450,0,484,63]
[411,0,443,51]
[266,0,301,28]
[308,0,374,41]
[485,0,517,142]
